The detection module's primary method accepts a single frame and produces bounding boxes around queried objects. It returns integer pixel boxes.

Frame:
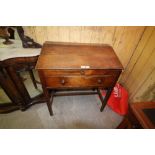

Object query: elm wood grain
[44,75,116,88]
[37,42,123,70]
[42,69,120,76]
[36,42,123,116]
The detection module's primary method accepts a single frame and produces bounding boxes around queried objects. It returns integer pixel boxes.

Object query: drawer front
[42,69,120,77]
[44,75,116,88]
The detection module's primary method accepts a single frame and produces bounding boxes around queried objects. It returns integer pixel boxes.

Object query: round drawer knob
[81,70,85,75]
[97,79,102,84]
[61,79,65,85]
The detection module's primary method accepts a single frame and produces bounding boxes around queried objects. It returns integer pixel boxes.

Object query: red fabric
[101,83,128,115]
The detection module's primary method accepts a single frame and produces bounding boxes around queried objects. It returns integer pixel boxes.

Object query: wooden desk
[36,42,123,116]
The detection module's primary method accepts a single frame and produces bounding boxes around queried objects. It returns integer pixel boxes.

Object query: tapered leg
[97,88,113,112]
[46,100,53,116]
[45,90,55,116]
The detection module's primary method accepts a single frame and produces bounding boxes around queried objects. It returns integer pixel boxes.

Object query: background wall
[120,27,155,103]
[24,26,155,103]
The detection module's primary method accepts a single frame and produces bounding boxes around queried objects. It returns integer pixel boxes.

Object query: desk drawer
[42,69,120,76]
[44,75,116,88]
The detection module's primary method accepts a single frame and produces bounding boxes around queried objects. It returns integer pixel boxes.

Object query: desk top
[36,41,123,70]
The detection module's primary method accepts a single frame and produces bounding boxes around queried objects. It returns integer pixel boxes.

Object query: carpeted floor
[0,71,123,129]
[0,95,123,129]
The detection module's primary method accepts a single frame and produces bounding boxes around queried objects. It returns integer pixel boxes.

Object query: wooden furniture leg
[45,90,55,116]
[6,66,31,106]
[0,70,24,110]
[28,69,38,89]
[44,88,114,116]
[46,88,113,116]
[97,88,113,112]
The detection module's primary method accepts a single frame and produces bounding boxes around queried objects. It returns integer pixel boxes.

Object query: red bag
[101,83,128,115]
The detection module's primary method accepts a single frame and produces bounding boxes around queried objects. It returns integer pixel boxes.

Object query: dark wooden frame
[117,102,155,129]
[0,56,45,113]
[130,102,155,128]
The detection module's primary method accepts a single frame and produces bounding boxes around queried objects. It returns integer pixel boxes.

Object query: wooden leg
[0,69,24,108]
[28,69,38,89]
[6,66,31,105]
[45,90,55,116]
[46,100,53,116]
[97,88,113,112]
